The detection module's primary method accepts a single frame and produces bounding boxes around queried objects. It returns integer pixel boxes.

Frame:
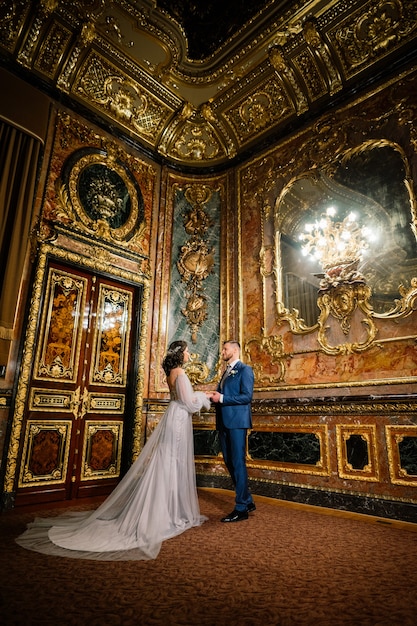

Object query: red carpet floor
[1,488,417,626]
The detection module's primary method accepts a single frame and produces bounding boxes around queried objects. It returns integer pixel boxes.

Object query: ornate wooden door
[15,260,140,506]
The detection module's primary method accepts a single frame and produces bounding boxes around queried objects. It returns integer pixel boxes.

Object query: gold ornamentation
[386,424,417,486]
[173,122,221,161]
[29,388,73,411]
[269,46,308,115]
[184,355,210,386]
[34,20,72,79]
[177,240,214,341]
[176,184,216,342]
[245,335,286,383]
[246,424,331,477]
[81,421,123,479]
[60,150,144,245]
[74,51,173,139]
[8,1,417,166]
[251,400,417,416]
[17,0,58,67]
[334,0,413,72]
[177,240,215,282]
[89,393,125,412]
[35,270,87,381]
[90,286,132,386]
[303,19,342,95]
[336,424,379,482]
[105,77,147,125]
[225,81,292,144]
[0,1,31,53]
[270,132,417,356]
[18,420,72,487]
[376,277,417,319]
[317,282,378,355]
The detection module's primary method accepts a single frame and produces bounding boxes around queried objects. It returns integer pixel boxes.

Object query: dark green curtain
[0,120,41,367]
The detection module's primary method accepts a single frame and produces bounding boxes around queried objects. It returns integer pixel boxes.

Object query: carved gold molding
[386,424,417,486]
[80,420,124,480]
[18,420,72,487]
[247,424,331,477]
[176,184,216,343]
[2,1,416,165]
[317,282,378,355]
[251,400,417,416]
[55,148,147,249]
[336,424,380,482]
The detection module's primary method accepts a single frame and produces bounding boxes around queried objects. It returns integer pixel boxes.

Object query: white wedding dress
[16,373,210,561]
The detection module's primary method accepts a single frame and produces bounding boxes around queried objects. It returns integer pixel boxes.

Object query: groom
[208,340,255,522]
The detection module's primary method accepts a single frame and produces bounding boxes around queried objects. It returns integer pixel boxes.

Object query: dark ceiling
[157,0,274,60]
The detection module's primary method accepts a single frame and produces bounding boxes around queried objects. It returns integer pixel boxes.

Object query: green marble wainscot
[248,431,321,464]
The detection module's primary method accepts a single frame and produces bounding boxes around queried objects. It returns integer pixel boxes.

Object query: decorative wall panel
[336,424,379,482]
[18,420,72,487]
[29,388,73,413]
[162,178,224,387]
[33,20,72,79]
[81,421,123,480]
[386,425,417,486]
[330,1,417,79]
[34,269,87,382]
[89,284,133,387]
[0,1,31,53]
[248,425,330,476]
[224,75,293,147]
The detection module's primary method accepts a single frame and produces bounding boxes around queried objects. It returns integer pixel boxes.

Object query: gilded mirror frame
[273,140,417,353]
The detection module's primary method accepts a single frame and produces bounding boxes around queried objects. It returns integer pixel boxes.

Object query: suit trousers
[218,425,251,511]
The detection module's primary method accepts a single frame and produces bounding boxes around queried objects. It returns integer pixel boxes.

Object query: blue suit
[215,360,254,511]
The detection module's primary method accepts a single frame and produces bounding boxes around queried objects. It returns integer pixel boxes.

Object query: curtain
[0,121,41,366]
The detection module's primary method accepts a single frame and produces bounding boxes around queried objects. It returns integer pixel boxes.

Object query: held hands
[206,391,221,403]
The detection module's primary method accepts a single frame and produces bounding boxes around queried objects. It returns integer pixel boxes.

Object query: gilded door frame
[2,241,150,507]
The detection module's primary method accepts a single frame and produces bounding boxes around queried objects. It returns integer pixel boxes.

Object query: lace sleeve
[176,373,210,413]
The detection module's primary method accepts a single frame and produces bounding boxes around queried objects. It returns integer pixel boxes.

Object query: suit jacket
[215,360,254,429]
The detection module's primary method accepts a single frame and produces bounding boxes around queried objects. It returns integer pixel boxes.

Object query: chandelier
[299,207,372,271]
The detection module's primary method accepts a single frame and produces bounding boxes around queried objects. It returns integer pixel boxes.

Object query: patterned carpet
[1,488,417,626]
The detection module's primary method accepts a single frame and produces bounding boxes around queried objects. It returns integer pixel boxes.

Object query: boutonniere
[229,369,238,377]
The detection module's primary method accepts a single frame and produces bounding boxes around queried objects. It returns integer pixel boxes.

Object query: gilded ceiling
[1,0,417,168]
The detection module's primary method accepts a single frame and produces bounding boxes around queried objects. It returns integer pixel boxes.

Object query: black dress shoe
[221,509,248,523]
[247,502,256,513]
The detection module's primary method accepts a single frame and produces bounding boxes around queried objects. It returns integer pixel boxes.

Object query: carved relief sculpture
[176,185,215,342]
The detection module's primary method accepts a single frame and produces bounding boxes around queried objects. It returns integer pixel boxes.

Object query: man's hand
[206,391,221,403]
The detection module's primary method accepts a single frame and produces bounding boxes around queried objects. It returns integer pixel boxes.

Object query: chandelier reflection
[299,207,377,289]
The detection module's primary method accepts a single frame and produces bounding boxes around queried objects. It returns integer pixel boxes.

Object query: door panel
[15,261,139,506]
[72,278,134,499]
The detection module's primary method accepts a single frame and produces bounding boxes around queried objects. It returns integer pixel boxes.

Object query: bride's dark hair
[162,340,187,376]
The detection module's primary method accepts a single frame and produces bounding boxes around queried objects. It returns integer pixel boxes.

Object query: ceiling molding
[1,0,416,168]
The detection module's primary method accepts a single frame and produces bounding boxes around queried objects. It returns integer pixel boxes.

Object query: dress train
[15,373,210,561]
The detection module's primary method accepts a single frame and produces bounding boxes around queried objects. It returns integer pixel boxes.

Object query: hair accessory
[167,344,183,355]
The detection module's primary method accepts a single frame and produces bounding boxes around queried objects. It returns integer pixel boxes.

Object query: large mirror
[274,142,417,329]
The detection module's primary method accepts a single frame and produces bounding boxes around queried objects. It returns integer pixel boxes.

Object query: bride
[16,340,210,561]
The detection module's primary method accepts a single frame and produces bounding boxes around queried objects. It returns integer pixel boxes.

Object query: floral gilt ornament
[177,186,215,342]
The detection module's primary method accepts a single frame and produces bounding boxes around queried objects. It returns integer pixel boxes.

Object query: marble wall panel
[168,185,221,376]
